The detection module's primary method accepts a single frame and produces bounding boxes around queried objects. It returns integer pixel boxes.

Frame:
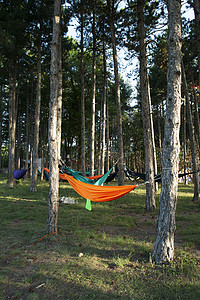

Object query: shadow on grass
[1,250,200,300]
[0,175,200,300]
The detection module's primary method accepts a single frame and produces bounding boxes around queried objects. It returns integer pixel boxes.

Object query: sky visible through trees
[67,1,195,107]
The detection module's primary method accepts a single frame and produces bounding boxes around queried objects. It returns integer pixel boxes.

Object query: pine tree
[152,0,182,263]
[47,0,62,233]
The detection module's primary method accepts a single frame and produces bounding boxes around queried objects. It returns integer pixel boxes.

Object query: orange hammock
[43,168,63,179]
[86,174,103,180]
[43,168,68,180]
[60,173,137,202]
[44,167,103,181]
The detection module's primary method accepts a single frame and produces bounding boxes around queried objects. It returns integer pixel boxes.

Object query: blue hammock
[14,169,27,180]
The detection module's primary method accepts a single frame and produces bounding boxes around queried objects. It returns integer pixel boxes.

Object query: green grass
[0,174,199,299]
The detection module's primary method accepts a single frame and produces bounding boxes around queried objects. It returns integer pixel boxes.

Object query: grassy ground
[0,174,199,300]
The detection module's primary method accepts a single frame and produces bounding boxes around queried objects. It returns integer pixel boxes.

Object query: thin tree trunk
[137,0,155,210]
[192,0,200,166]
[106,86,110,172]
[24,80,30,181]
[99,94,103,174]
[182,63,199,201]
[8,60,17,188]
[47,0,62,234]
[16,108,21,170]
[40,124,47,181]
[0,88,2,170]
[80,4,86,177]
[57,22,62,165]
[29,78,34,178]
[101,35,107,174]
[90,4,96,177]
[30,31,42,192]
[107,0,124,185]
[151,111,158,191]
[192,0,200,85]
[157,105,162,171]
[152,0,182,263]
[193,90,200,156]
[182,98,187,184]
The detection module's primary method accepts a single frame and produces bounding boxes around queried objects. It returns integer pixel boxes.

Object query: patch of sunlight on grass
[113,255,131,268]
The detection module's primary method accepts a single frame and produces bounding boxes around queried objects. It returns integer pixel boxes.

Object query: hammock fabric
[62,173,137,202]
[43,169,49,181]
[86,174,103,180]
[124,166,198,183]
[67,167,113,185]
[14,169,27,180]
[78,171,90,176]
[66,167,98,184]
[64,166,114,210]
[105,172,118,183]
[43,168,65,180]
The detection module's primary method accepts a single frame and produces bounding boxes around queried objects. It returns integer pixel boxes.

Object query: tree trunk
[99,94,103,174]
[16,108,21,170]
[101,34,107,174]
[107,0,124,185]
[157,105,162,171]
[137,0,155,210]
[8,60,17,188]
[181,98,187,184]
[192,0,200,166]
[30,30,42,192]
[29,78,34,178]
[47,0,62,234]
[80,4,86,177]
[90,4,96,177]
[0,89,2,170]
[24,80,30,181]
[182,63,199,201]
[193,90,200,157]
[152,0,182,263]
[192,0,200,85]
[106,87,110,172]
[57,21,62,165]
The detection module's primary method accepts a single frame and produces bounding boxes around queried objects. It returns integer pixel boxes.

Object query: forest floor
[0,173,199,300]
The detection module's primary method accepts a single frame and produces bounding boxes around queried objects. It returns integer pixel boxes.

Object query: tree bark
[29,77,34,178]
[182,63,199,201]
[30,30,42,192]
[101,33,107,174]
[47,0,62,234]
[16,105,21,170]
[137,0,155,210]
[152,0,182,263]
[192,90,200,158]
[157,105,162,171]
[107,0,124,185]
[106,85,110,172]
[80,3,86,177]
[192,0,200,85]
[0,87,3,170]
[8,60,17,188]
[181,98,187,184]
[191,0,200,163]
[57,20,62,165]
[90,3,96,177]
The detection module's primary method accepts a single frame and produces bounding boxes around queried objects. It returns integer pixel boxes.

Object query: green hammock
[66,167,98,184]
[67,166,114,211]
